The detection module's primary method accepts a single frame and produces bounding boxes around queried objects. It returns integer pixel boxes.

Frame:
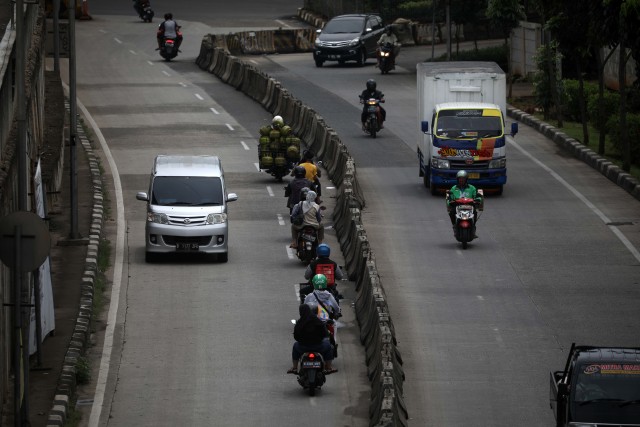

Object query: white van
[136,155,238,262]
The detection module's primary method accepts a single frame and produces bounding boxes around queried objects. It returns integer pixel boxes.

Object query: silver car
[136,155,238,262]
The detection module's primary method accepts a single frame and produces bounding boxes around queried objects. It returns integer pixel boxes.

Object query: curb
[45,109,104,427]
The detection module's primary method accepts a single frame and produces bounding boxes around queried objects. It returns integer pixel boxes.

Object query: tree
[486,0,526,98]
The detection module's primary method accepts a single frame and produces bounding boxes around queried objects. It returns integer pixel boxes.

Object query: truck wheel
[496,185,504,196]
[423,172,430,188]
[430,181,438,196]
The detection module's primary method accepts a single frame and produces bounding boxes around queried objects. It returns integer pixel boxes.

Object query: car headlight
[431,158,450,169]
[348,37,360,47]
[147,212,168,224]
[315,39,323,47]
[488,158,506,168]
[207,213,227,224]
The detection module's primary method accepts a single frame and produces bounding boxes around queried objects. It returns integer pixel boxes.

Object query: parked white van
[136,155,238,262]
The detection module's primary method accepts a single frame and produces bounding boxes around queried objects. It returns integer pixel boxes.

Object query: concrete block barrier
[197,38,408,425]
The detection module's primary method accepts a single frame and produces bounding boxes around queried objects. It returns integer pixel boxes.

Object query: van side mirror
[421,121,429,133]
[136,192,149,201]
[511,122,518,137]
[227,193,238,202]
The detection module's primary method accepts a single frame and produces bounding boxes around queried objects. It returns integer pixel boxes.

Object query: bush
[606,112,640,164]
[587,90,620,132]
[562,79,598,121]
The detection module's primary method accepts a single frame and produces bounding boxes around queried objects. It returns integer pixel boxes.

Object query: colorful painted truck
[417,62,518,195]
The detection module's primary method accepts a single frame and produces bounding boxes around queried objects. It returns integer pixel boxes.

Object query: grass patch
[63,396,82,427]
[75,356,91,385]
[91,238,111,326]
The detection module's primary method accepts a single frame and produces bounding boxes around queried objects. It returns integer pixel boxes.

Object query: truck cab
[550,344,640,427]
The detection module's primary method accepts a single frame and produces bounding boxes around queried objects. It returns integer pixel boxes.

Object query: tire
[430,181,438,196]
[423,173,430,188]
[315,59,323,68]
[218,252,228,263]
[460,228,471,249]
[356,49,366,66]
[308,386,316,396]
[496,185,504,196]
[145,252,156,263]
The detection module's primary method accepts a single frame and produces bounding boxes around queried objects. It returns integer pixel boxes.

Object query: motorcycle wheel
[460,228,471,249]
[368,117,377,138]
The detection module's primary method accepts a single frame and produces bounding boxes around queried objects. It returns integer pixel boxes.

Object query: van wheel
[218,252,228,263]
[357,49,366,66]
[430,181,438,196]
[145,252,156,263]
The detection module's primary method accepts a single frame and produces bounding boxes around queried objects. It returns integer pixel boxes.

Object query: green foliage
[562,80,599,121]
[532,43,557,115]
[606,112,640,163]
[587,90,620,132]
[397,0,436,21]
[76,356,91,385]
[486,0,526,39]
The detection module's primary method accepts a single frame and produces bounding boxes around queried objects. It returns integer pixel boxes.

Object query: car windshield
[323,18,363,34]
[151,176,224,206]
[435,109,503,138]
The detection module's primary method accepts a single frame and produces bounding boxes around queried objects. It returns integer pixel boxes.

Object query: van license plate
[176,242,199,251]
[468,173,480,179]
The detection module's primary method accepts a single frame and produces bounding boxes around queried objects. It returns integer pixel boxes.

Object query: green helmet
[312,274,328,290]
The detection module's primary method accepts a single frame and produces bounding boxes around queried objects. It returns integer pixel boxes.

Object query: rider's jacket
[447,184,482,206]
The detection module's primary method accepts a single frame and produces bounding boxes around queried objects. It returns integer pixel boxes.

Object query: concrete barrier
[196,37,408,426]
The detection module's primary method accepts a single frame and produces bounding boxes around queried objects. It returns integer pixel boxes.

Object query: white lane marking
[114,37,122,44]
[294,283,301,300]
[254,162,260,171]
[129,50,137,55]
[493,327,504,345]
[210,107,219,115]
[275,19,291,28]
[99,29,107,34]
[226,123,234,131]
[277,214,285,226]
[64,84,125,427]
[147,61,154,66]
[509,140,640,264]
[240,141,250,150]
[326,186,335,190]
[179,81,187,87]
[194,93,204,101]
[266,186,274,197]
[288,247,297,260]
[477,295,484,301]
[162,70,170,77]
[249,59,259,65]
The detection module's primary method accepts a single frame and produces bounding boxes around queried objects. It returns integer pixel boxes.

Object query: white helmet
[272,115,284,128]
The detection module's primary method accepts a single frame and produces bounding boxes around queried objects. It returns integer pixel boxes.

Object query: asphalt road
[70,1,640,426]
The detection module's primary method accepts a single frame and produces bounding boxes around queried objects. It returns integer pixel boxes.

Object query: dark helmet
[164,12,173,20]
[302,150,314,161]
[366,79,376,91]
[385,25,394,34]
[299,186,310,200]
[316,243,330,258]
[456,170,468,186]
[293,165,306,178]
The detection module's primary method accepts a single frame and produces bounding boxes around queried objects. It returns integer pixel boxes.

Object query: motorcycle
[298,288,341,357]
[360,97,384,138]
[377,42,395,74]
[159,37,179,61]
[296,351,326,396]
[134,1,154,22]
[447,189,483,249]
[295,226,319,265]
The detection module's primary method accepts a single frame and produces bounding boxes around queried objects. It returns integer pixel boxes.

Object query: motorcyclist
[298,150,322,203]
[303,274,341,320]
[446,170,483,233]
[377,25,400,67]
[285,166,314,214]
[157,12,182,51]
[359,79,386,130]
[288,303,337,375]
[290,190,324,248]
[133,0,150,18]
[300,244,343,302]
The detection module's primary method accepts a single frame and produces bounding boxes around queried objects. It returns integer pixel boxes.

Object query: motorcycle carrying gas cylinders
[133,0,154,22]
[257,123,300,181]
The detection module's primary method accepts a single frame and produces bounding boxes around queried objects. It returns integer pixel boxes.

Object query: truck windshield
[434,109,503,139]
[571,363,640,423]
[151,176,224,206]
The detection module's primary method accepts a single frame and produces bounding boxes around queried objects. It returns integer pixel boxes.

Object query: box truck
[417,62,518,195]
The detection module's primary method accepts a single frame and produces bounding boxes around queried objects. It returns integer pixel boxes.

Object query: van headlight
[147,212,168,224]
[489,158,506,168]
[431,158,450,169]
[207,213,227,224]
[348,37,360,47]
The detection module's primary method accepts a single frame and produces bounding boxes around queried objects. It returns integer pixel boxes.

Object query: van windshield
[151,176,224,206]
[435,109,503,139]
[323,18,363,34]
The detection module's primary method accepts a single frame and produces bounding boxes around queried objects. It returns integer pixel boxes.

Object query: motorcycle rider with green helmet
[446,170,483,229]
[303,274,340,320]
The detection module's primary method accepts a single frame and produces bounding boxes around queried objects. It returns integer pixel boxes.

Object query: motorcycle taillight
[308,353,315,359]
